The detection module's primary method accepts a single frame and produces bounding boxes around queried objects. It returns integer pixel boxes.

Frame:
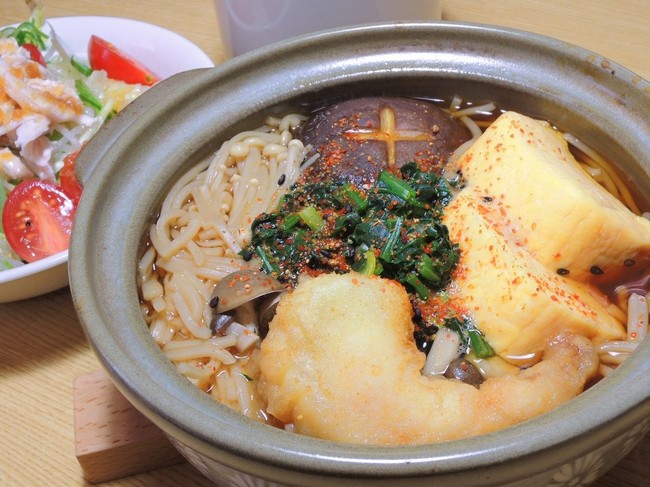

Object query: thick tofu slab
[457,111,650,284]
[443,191,625,357]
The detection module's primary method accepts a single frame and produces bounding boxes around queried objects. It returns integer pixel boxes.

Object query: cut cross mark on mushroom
[346,106,430,169]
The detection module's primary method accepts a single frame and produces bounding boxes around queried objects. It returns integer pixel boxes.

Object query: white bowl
[0,16,214,303]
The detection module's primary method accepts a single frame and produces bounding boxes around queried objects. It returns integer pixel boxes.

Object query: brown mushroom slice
[211,269,286,314]
[299,96,471,186]
[210,270,286,341]
[257,293,283,339]
[444,358,485,388]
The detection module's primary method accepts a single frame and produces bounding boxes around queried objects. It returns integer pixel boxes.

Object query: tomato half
[59,152,83,205]
[88,35,158,86]
[2,180,76,262]
[22,42,46,66]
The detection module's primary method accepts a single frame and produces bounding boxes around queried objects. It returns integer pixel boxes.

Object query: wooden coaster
[73,370,185,483]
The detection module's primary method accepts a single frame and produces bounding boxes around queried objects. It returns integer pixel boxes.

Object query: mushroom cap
[211,269,286,313]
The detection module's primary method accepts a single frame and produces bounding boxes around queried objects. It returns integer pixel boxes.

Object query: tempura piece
[258,273,598,445]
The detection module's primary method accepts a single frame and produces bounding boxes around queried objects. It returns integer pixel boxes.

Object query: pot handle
[75,68,207,187]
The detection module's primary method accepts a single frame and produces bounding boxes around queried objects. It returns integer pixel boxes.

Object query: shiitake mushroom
[298,96,471,186]
[444,357,484,387]
[209,269,286,338]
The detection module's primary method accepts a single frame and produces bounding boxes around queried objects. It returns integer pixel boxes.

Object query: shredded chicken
[0,37,90,182]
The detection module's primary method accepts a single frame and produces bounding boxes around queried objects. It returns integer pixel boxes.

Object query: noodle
[138,114,308,408]
[563,132,641,214]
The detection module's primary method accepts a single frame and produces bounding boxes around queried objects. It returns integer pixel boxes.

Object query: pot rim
[70,20,650,479]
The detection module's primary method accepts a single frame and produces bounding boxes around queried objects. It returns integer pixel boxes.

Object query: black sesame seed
[414,330,431,353]
[413,307,423,324]
[277,174,286,186]
[209,296,219,308]
[624,259,636,267]
[557,268,570,276]
[482,196,493,202]
[590,265,604,275]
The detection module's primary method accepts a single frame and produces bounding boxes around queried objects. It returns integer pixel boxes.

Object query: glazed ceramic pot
[69,22,650,486]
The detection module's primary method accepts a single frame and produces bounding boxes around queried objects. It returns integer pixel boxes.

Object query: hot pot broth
[137,95,649,443]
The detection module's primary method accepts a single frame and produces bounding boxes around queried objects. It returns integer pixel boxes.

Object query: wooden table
[0,1,648,485]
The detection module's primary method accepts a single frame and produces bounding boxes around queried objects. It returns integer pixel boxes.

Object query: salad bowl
[0,16,213,303]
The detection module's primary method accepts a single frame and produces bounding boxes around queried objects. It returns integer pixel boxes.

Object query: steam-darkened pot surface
[69,22,650,486]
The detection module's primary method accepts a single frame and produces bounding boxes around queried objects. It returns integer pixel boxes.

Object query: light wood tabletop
[0,1,648,485]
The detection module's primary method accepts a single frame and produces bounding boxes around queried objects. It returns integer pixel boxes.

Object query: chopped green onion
[281,213,301,231]
[380,217,403,261]
[1,21,48,49]
[378,171,417,201]
[0,181,7,205]
[75,79,103,113]
[71,56,93,76]
[405,273,430,300]
[417,253,442,284]
[468,329,495,358]
[46,131,63,142]
[0,184,7,220]
[339,184,368,210]
[352,249,377,275]
[299,205,324,232]
[255,246,279,275]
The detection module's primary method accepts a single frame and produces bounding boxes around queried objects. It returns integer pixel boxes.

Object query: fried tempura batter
[257,273,598,445]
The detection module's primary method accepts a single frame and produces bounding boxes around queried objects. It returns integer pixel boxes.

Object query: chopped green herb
[46,131,63,142]
[281,213,301,231]
[352,249,377,275]
[405,273,430,300]
[71,56,93,76]
[255,246,280,275]
[244,162,459,296]
[378,170,418,202]
[336,184,368,211]
[379,217,403,261]
[468,329,495,358]
[1,20,48,49]
[75,79,103,113]
[441,317,495,358]
[299,205,324,232]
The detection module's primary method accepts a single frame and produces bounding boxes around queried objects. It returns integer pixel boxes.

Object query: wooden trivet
[73,370,184,483]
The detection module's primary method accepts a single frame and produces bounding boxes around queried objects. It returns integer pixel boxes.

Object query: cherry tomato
[59,152,83,205]
[22,42,46,66]
[2,180,76,262]
[88,35,158,86]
